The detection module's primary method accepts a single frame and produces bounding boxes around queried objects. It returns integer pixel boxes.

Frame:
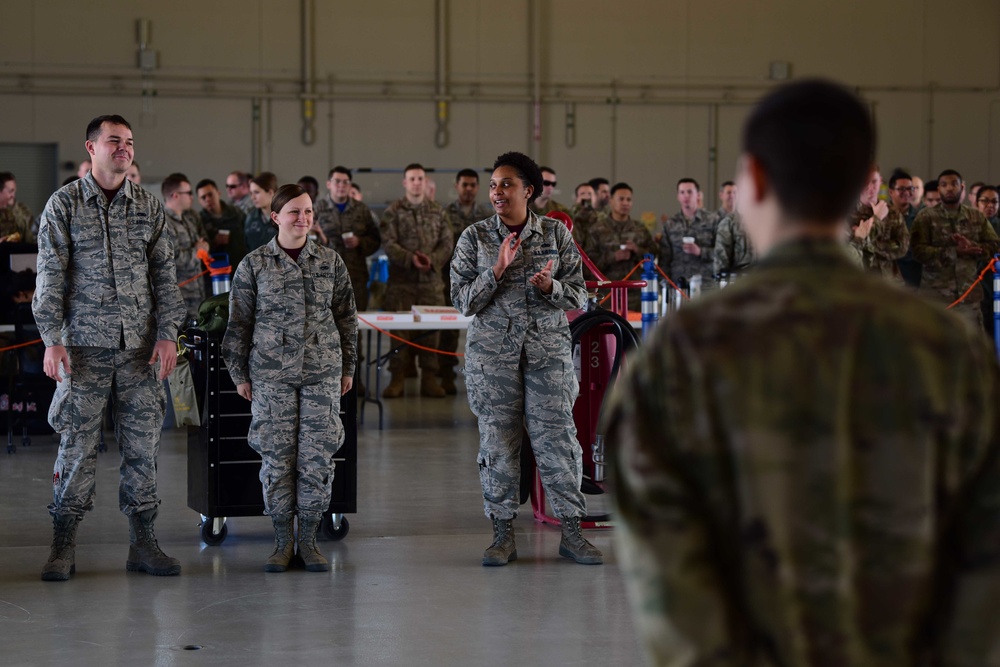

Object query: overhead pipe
[300,0,317,146]
[529,0,542,158]
[434,0,450,148]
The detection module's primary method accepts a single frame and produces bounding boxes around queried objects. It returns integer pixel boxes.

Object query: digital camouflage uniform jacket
[380,198,453,292]
[850,202,910,284]
[605,238,1000,666]
[0,201,35,243]
[659,208,718,282]
[314,195,381,307]
[583,215,656,281]
[222,237,358,387]
[451,211,586,369]
[164,207,208,317]
[32,173,184,349]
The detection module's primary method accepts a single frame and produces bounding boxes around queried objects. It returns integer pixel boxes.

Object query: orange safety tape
[654,264,691,301]
[947,257,998,309]
[357,315,464,357]
[178,269,210,288]
[0,338,43,353]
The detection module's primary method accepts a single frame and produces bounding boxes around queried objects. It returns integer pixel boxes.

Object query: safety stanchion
[640,254,658,339]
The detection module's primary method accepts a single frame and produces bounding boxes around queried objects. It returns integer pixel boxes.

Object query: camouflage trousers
[248,379,345,521]
[48,346,165,518]
[465,351,586,520]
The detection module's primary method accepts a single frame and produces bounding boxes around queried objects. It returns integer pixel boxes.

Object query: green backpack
[196,293,230,335]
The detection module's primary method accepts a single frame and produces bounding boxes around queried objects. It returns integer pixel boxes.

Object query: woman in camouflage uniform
[451,152,603,567]
[223,184,357,573]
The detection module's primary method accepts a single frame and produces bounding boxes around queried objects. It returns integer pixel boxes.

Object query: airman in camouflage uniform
[162,173,209,323]
[379,165,453,398]
[33,115,185,581]
[314,177,381,311]
[712,211,755,277]
[223,211,357,572]
[569,202,603,254]
[911,194,1000,330]
[584,184,655,312]
[196,179,249,270]
[606,81,1000,666]
[453,204,599,564]
[849,202,910,284]
[658,207,718,284]
[0,173,35,243]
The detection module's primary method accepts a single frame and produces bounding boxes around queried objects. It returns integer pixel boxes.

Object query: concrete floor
[0,372,640,667]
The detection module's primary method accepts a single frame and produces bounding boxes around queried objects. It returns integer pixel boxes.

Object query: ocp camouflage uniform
[569,204,603,256]
[32,173,185,519]
[380,198,453,374]
[315,195,381,311]
[584,214,656,311]
[0,201,35,243]
[200,202,248,270]
[605,238,1000,666]
[451,210,588,521]
[165,207,208,322]
[440,200,493,378]
[850,203,910,284]
[222,237,357,521]
[911,203,1000,330]
[658,208,718,284]
[712,212,755,277]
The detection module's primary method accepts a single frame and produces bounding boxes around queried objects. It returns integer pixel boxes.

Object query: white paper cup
[682,236,695,244]
[342,231,355,239]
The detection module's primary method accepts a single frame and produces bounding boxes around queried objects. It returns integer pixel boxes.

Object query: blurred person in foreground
[605,79,1000,666]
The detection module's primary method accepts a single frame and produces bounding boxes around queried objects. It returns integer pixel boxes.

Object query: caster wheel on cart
[322,514,349,541]
[201,518,228,546]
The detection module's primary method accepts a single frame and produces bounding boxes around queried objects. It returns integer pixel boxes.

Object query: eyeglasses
[893,186,915,192]
[542,180,557,187]
[979,198,1000,205]
[225,183,240,189]
[177,190,193,196]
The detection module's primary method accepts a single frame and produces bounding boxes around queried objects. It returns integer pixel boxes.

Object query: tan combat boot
[382,372,405,398]
[264,514,295,572]
[420,373,446,398]
[297,517,330,572]
[41,514,81,582]
[126,509,182,576]
[482,518,517,566]
[558,517,603,565]
[439,369,457,395]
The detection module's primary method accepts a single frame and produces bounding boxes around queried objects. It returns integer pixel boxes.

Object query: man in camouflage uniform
[224,184,357,572]
[712,211,755,277]
[313,166,381,311]
[529,166,571,217]
[379,163,453,398]
[976,185,1000,336]
[715,180,736,221]
[606,80,1000,667]
[570,182,603,254]
[439,168,492,394]
[850,167,910,284]
[584,182,655,312]
[453,151,602,567]
[197,179,249,270]
[0,172,36,243]
[889,169,922,287]
[162,173,209,323]
[589,177,611,215]
[33,115,186,582]
[658,178,718,286]
[911,168,1000,330]
[225,170,254,214]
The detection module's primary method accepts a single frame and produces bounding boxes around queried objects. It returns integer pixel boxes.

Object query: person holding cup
[658,178,719,288]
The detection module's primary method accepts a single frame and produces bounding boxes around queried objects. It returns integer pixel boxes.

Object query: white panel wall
[1,0,999,215]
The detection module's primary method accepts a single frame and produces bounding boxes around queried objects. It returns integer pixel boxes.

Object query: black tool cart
[185,334,356,545]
